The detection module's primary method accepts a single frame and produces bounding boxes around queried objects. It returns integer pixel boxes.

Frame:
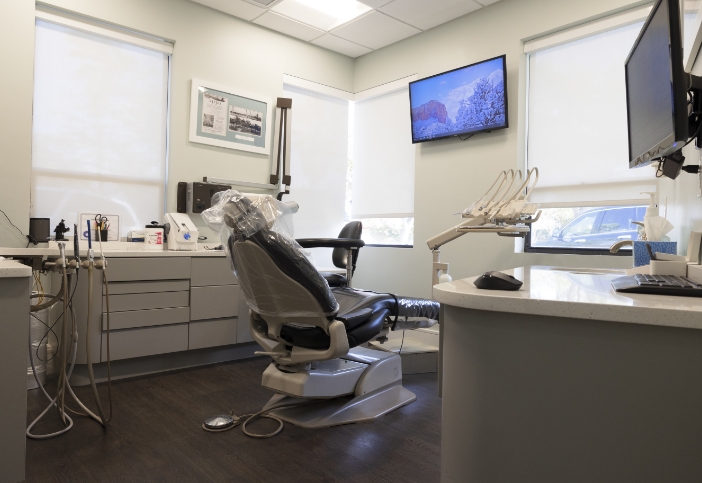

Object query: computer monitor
[625,0,690,169]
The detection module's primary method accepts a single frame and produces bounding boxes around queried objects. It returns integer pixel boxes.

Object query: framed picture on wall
[189,78,273,155]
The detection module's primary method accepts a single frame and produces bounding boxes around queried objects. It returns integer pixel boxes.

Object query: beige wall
[0,0,354,246]
[0,1,35,247]
[351,0,645,297]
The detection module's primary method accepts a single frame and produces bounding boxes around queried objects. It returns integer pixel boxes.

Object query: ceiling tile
[475,0,501,5]
[332,11,420,50]
[380,0,482,31]
[253,11,324,42]
[272,0,372,31]
[357,0,395,8]
[191,0,265,21]
[312,34,373,57]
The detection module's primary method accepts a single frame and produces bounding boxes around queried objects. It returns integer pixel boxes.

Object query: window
[524,6,657,254]
[283,75,416,248]
[350,88,415,246]
[31,12,171,238]
[283,83,350,265]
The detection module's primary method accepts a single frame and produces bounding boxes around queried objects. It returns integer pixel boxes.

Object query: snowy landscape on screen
[410,58,506,141]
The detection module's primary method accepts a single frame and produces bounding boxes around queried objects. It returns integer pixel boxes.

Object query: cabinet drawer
[102,307,190,330]
[106,257,191,282]
[105,280,189,295]
[101,323,188,361]
[189,318,237,350]
[190,257,238,286]
[105,291,189,312]
[190,285,239,321]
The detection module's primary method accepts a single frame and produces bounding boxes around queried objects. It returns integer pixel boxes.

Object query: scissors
[95,214,108,230]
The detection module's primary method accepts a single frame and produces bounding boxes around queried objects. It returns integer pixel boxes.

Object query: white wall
[351,0,647,298]
[0,1,35,247]
[0,0,354,246]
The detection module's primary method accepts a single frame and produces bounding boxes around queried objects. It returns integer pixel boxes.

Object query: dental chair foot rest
[262,381,416,429]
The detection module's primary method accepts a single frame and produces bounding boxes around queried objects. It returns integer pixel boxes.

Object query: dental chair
[205,192,439,429]
[297,221,363,287]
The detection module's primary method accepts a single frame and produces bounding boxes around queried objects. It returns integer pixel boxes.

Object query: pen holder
[95,229,108,242]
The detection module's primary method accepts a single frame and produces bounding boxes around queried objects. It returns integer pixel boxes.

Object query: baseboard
[68,342,261,386]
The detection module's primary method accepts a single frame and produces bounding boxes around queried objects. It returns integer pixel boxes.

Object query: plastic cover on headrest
[202,190,339,318]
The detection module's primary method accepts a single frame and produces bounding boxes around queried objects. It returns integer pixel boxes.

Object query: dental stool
[210,192,439,429]
[297,221,363,287]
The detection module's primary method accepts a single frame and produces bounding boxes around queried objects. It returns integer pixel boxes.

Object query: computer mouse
[473,271,523,291]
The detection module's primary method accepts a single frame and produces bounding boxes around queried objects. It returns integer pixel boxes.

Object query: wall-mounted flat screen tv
[409,55,508,143]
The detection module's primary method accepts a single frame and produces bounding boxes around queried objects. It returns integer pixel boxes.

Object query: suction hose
[86,263,107,427]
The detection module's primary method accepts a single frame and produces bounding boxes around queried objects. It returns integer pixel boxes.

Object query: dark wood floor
[26,357,441,483]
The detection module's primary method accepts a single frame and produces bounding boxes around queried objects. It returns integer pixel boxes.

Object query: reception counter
[434,266,702,483]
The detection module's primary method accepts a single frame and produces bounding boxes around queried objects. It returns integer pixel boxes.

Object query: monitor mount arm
[688,74,702,149]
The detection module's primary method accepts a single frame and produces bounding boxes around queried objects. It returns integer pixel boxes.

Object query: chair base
[262,381,416,429]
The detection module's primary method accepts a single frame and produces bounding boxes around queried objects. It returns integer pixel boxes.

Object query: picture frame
[189,78,273,155]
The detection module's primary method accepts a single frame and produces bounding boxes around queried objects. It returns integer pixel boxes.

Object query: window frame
[523,5,654,256]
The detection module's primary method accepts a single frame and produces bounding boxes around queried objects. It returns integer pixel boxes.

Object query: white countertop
[0,259,32,278]
[433,266,702,330]
[0,242,226,258]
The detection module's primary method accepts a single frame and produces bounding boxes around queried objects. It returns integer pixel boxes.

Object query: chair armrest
[296,238,365,249]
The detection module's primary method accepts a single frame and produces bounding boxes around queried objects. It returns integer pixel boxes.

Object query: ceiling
[191,0,502,58]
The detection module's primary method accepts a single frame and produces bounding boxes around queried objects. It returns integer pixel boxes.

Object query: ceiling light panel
[332,11,420,50]
[380,0,482,31]
[192,0,266,21]
[312,34,373,57]
[253,11,324,41]
[272,0,372,31]
[357,0,394,7]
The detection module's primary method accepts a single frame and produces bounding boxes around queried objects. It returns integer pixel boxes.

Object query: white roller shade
[352,88,416,218]
[31,20,170,237]
[284,84,349,240]
[527,20,657,205]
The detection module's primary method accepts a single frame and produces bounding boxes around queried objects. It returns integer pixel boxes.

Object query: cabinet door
[190,285,239,321]
[189,318,237,350]
[190,257,238,286]
[106,258,191,282]
[105,291,189,312]
[101,324,188,361]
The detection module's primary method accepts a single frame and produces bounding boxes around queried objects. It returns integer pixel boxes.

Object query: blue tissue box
[633,241,677,267]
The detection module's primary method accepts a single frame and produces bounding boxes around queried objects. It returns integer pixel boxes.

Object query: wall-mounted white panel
[380,0,482,31]
[312,33,373,57]
[254,11,324,41]
[332,11,420,50]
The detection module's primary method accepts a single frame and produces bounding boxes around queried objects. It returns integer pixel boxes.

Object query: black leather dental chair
[296,221,363,287]
[217,193,439,429]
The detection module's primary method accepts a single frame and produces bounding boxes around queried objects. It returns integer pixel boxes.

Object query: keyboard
[611,274,702,297]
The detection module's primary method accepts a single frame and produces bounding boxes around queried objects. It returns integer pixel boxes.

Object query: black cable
[0,208,34,244]
[37,269,79,362]
[459,133,475,141]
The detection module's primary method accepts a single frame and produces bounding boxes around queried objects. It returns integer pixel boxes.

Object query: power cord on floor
[202,400,317,438]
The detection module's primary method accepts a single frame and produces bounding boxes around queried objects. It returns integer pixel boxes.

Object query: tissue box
[633,241,677,267]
